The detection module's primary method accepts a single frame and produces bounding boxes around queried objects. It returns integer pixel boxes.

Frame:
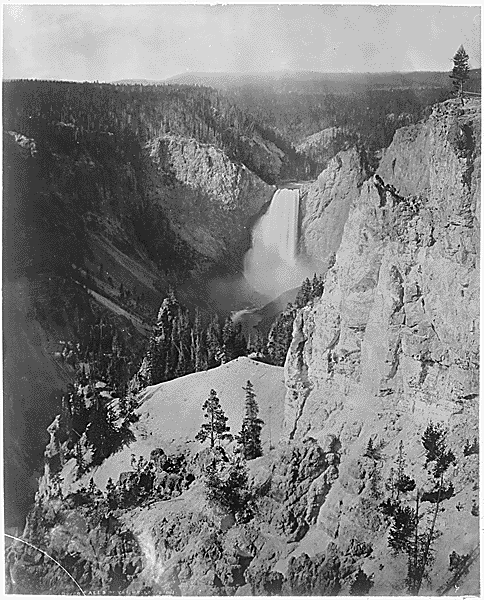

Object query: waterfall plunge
[244,188,314,300]
[255,188,299,264]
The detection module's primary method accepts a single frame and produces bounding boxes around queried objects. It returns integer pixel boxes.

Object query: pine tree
[233,322,248,358]
[106,333,126,390]
[105,477,117,509]
[145,291,195,384]
[196,389,233,448]
[364,438,380,460]
[206,315,222,368]
[450,45,470,102]
[165,321,178,380]
[250,328,265,356]
[267,305,296,366]
[86,388,119,464]
[204,453,251,518]
[395,440,416,498]
[237,381,264,460]
[222,317,236,363]
[192,308,206,371]
[145,331,162,385]
[68,386,89,445]
[295,277,312,308]
[421,422,455,478]
[75,441,85,477]
[175,308,191,377]
[311,273,325,299]
[382,423,456,595]
[118,393,128,418]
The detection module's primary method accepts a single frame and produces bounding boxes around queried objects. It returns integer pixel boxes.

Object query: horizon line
[3,67,482,85]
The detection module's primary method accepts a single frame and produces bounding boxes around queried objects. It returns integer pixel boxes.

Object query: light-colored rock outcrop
[299,148,366,265]
[285,98,480,438]
[245,131,286,182]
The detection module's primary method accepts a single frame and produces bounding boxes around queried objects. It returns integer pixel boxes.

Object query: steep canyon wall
[285,98,480,438]
[147,135,275,263]
[280,98,480,592]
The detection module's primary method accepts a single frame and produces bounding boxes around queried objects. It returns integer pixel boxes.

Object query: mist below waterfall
[244,188,322,301]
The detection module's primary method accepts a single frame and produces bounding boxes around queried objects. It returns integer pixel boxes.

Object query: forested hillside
[3,80,305,184]
[167,69,481,173]
[228,87,451,173]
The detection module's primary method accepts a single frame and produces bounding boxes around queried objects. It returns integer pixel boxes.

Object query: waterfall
[256,189,299,264]
[244,188,306,300]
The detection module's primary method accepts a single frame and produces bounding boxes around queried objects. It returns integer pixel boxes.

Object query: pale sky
[3,4,481,82]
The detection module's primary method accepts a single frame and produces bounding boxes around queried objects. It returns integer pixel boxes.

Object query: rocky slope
[296,127,342,153]
[7,98,480,595]
[147,135,274,263]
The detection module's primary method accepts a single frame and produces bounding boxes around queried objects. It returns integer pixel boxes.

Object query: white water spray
[244,188,317,300]
[259,188,300,265]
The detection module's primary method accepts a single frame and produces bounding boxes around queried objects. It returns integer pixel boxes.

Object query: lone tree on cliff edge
[450,45,470,103]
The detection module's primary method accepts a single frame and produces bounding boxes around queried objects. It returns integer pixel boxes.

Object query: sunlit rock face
[299,148,367,266]
[284,99,480,438]
[280,99,479,592]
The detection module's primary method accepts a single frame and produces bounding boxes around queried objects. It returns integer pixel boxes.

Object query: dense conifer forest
[3,80,305,184]
[4,74,469,185]
[228,86,452,172]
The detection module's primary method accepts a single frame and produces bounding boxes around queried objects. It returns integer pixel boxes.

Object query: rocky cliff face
[285,98,479,438]
[282,98,480,592]
[299,147,366,266]
[148,135,275,262]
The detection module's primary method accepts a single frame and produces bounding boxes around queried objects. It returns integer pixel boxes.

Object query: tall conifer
[237,381,263,459]
[222,317,236,363]
[450,45,470,101]
[196,389,233,448]
[206,315,222,367]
